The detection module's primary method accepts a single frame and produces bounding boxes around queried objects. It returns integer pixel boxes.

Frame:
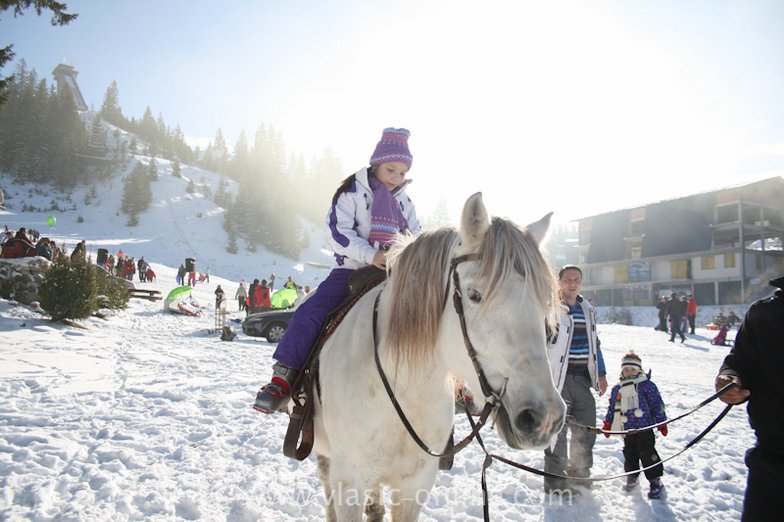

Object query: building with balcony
[573,176,784,306]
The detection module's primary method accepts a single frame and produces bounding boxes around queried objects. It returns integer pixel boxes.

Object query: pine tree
[228,128,249,183]
[148,156,158,181]
[172,158,182,177]
[43,83,88,189]
[212,128,227,173]
[38,257,101,322]
[121,162,152,224]
[99,81,125,128]
[214,174,231,208]
[226,228,238,254]
[139,106,157,150]
[431,198,451,229]
[87,114,107,160]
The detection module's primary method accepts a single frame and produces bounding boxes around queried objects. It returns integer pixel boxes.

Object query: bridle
[373,252,505,459]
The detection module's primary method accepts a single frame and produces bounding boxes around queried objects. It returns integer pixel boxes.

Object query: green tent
[270,288,297,309]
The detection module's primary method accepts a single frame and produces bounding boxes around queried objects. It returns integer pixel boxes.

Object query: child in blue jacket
[603,351,668,499]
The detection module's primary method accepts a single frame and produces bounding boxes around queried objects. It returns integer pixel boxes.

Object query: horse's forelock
[474,217,559,329]
[385,227,460,367]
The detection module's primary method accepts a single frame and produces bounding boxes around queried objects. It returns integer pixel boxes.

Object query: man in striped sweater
[544,265,608,496]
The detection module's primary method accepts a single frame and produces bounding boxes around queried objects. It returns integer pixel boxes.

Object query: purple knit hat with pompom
[369,128,413,170]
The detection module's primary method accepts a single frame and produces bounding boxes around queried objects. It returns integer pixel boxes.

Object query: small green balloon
[47,216,56,227]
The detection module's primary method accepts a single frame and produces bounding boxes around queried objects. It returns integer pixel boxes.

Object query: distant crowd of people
[1,226,60,261]
[103,250,156,282]
[0,226,93,263]
[654,292,697,342]
[176,264,210,287]
[234,274,310,315]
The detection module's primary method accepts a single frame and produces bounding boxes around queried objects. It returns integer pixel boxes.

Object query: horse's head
[452,193,566,450]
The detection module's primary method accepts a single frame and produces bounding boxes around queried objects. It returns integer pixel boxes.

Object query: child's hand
[658,424,668,437]
[602,420,612,438]
[372,250,387,270]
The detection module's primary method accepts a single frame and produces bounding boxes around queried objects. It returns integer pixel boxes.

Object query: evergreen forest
[0,60,349,260]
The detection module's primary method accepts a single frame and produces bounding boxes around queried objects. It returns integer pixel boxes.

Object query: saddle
[283,266,387,460]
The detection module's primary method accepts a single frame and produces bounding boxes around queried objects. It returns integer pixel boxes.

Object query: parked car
[242,308,294,343]
[241,289,314,342]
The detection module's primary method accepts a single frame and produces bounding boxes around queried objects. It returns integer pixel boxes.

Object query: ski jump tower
[52,61,89,112]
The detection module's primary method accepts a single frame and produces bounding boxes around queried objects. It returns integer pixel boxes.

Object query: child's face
[622,367,639,379]
[374,161,408,191]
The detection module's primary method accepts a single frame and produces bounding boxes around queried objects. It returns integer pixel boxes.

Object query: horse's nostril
[516,408,540,433]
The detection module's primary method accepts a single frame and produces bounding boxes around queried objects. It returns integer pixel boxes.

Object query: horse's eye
[469,289,482,303]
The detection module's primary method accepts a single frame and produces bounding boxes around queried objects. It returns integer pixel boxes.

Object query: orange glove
[603,420,612,438]
[658,424,668,437]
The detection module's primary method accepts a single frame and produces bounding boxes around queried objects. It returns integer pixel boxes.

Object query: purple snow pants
[272,268,353,369]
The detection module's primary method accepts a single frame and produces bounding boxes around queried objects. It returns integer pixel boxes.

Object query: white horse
[311,193,567,522]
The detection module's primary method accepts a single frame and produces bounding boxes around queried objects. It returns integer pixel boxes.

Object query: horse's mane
[384,217,559,369]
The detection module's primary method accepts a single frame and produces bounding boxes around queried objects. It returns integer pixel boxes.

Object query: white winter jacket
[326,167,421,270]
[547,296,603,392]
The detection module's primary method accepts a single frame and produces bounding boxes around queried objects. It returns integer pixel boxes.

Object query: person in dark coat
[727,310,741,328]
[248,279,259,315]
[34,238,52,260]
[716,276,784,521]
[177,264,186,286]
[215,285,225,308]
[70,239,86,262]
[665,292,686,343]
[137,257,148,282]
[655,296,668,332]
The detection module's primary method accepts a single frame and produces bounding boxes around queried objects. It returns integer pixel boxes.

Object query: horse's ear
[460,192,490,250]
[526,212,553,246]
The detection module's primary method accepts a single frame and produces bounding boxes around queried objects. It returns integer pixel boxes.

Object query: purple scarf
[368,176,409,250]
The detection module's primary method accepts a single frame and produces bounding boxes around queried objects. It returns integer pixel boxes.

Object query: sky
[3,0,784,226]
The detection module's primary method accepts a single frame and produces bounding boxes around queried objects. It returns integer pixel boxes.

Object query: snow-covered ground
[0,146,760,521]
[0,280,756,521]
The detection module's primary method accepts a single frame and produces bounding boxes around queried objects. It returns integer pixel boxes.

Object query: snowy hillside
[0,112,335,288]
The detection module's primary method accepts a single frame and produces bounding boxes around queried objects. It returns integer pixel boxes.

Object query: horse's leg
[317,455,337,522]
[390,461,438,522]
[328,459,366,522]
[364,485,385,522]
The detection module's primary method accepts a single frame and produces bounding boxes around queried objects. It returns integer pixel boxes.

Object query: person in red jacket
[123,259,135,280]
[12,228,36,258]
[254,279,271,312]
[0,231,16,259]
[686,294,697,334]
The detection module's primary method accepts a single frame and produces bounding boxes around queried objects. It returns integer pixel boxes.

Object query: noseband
[372,252,505,459]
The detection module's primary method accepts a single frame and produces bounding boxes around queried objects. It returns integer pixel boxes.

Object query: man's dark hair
[558,264,582,279]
